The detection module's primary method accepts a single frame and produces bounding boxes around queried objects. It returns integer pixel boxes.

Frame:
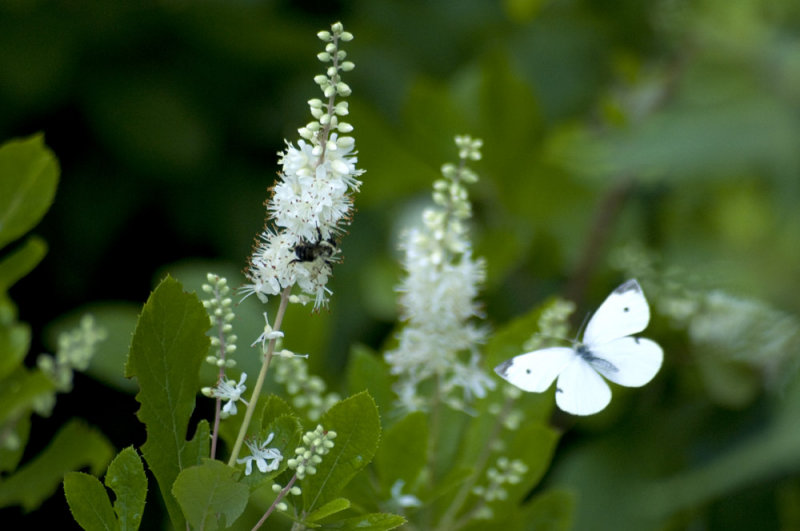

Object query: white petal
[588,337,663,387]
[555,358,611,416]
[494,347,575,393]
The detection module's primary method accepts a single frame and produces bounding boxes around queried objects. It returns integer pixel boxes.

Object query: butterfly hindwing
[555,357,612,416]
[582,279,650,346]
[588,337,663,387]
[494,347,575,393]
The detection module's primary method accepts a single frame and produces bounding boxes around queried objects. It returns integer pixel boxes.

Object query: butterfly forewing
[582,279,650,346]
[494,347,575,393]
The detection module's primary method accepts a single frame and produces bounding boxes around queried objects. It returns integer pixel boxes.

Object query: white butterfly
[494,279,663,416]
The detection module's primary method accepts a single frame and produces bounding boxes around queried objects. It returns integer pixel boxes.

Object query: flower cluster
[202,273,238,368]
[384,135,495,412]
[273,356,340,421]
[37,314,107,394]
[471,457,528,519]
[243,22,362,309]
[287,425,337,480]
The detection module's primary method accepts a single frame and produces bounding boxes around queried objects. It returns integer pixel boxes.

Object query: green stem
[228,286,292,466]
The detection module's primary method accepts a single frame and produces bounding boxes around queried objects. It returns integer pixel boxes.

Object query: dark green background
[3,0,800,529]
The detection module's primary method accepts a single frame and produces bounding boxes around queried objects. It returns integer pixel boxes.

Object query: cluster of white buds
[471,457,528,519]
[385,135,495,412]
[244,22,362,310]
[37,314,107,394]
[521,298,576,352]
[287,425,337,480]
[202,273,238,368]
[273,357,340,421]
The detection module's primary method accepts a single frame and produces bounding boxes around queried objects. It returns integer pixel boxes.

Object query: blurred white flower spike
[495,279,663,416]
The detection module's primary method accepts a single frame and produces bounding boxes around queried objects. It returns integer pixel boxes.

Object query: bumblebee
[292,228,337,264]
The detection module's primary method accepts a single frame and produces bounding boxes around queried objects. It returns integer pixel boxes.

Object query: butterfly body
[495,279,663,416]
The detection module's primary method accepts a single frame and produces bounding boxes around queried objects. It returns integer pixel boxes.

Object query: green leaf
[0,413,29,473]
[0,235,47,293]
[374,411,427,491]
[0,367,54,426]
[321,512,406,530]
[105,447,147,531]
[173,460,249,531]
[522,489,575,531]
[302,391,381,514]
[346,345,394,424]
[63,471,119,531]
[0,321,30,381]
[305,497,351,523]
[0,134,59,250]
[124,276,211,529]
[0,419,113,511]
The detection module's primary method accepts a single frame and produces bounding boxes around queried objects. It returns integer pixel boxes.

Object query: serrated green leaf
[374,411,427,491]
[0,134,59,250]
[105,447,147,531]
[0,235,47,293]
[0,321,30,381]
[125,276,211,529]
[63,471,119,531]
[0,419,113,511]
[173,460,249,531]
[346,346,394,424]
[321,512,406,530]
[302,391,381,514]
[305,497,351,523]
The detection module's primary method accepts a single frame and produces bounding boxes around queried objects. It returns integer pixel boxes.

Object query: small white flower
[251,312,285,351]
[390,480,422,509]
[237,432,283,475]
[211,373,247,417]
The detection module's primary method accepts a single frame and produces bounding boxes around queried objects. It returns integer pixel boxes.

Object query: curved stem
[228,286,292,466]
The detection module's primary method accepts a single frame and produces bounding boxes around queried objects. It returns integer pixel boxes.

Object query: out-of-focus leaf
[305,497,351,523]
[0,235,46,293]
[374,411,427,492]
[0,420,113,511]
[0,134,59,250]
[321,512,406,530]
[346,345,395,425]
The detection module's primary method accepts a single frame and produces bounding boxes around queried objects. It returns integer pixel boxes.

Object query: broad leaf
[0,413,29,473]
[374,411,427,491]
[522,489,575,531]
[0,134,59,250]
[0,419,113,511]
[346,346,394,424]
[0,367,54,427]
[173,460,249,531]
[0,321,30,381]
[63,471,119,531]
[302,391,381,514]
[125,276,211,529]
[105,447,147,531]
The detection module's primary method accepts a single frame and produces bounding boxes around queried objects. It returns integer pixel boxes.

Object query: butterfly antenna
[574,312,591,342]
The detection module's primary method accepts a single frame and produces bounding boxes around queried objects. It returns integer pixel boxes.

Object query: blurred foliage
[2,0,800,529]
